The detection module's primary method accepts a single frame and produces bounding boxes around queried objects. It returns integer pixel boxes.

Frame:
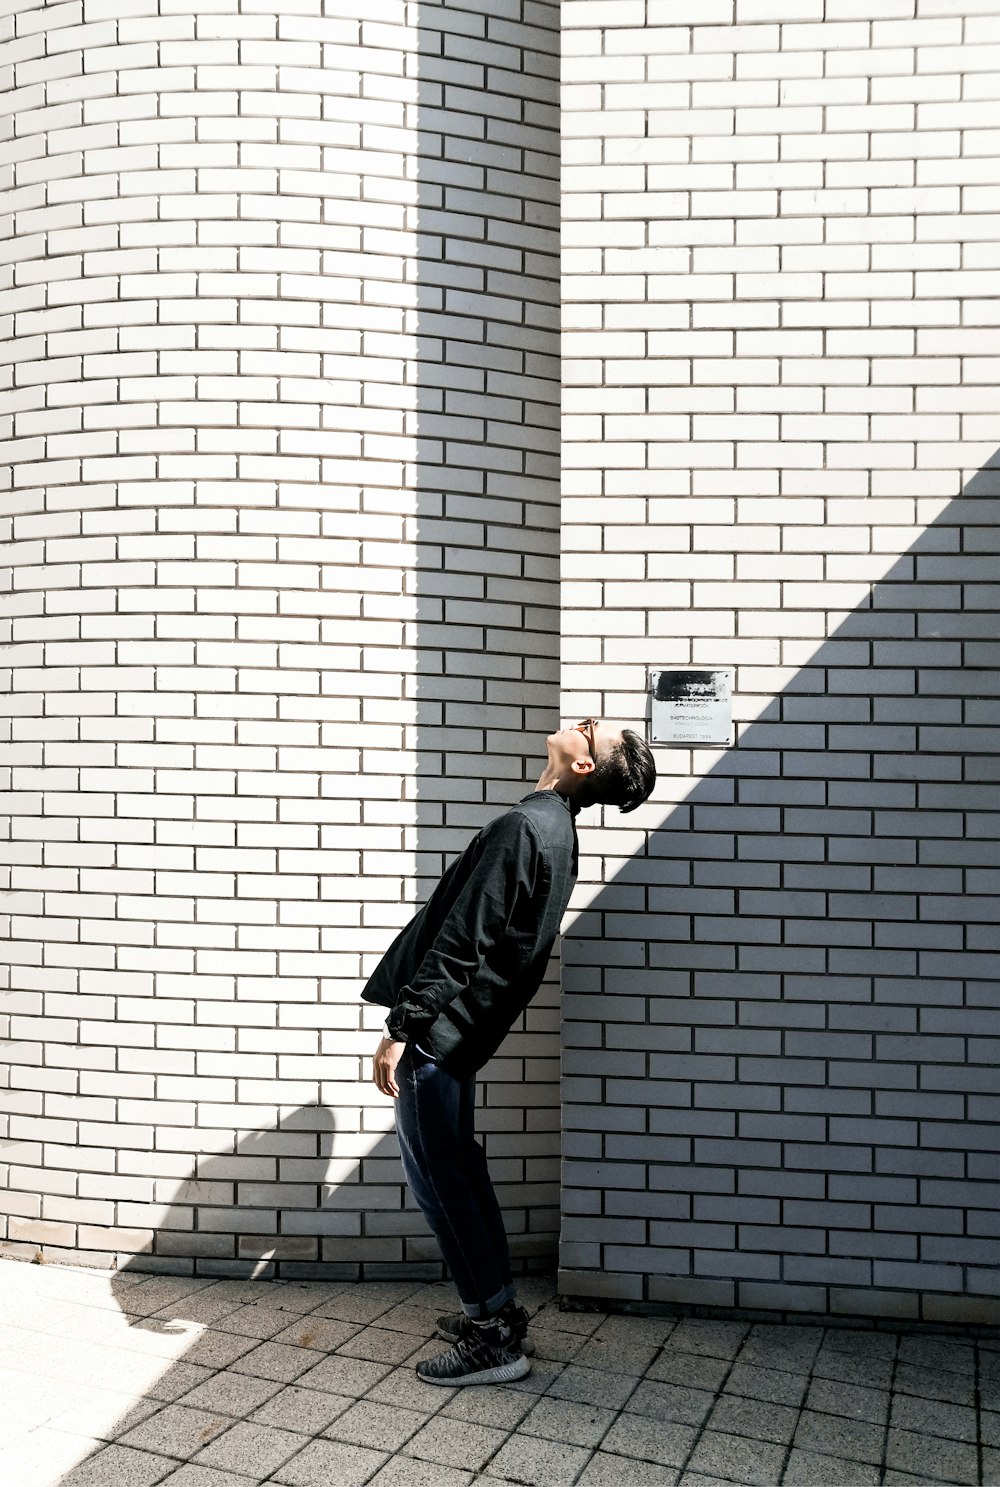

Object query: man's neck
[534,763,576,798]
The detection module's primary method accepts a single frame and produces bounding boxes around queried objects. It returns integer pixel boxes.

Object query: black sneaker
[435,1300,535,1355]
[416,1316,531,1387]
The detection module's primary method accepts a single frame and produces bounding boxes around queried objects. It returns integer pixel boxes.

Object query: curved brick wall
[1,0,560,1277]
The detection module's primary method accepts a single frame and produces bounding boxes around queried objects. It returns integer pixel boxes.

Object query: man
[362,719,656,1386]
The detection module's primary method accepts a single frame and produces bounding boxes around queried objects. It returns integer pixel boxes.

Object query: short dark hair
[577,727,656,815]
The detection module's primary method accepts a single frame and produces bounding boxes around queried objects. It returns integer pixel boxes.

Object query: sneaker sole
[435,1327,536,1356]
[417,1354,532,1387]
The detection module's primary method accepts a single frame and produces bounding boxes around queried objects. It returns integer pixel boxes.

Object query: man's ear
[570,756,595,777]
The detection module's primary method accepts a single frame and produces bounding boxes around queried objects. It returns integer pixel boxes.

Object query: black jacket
[361,789,580,1077]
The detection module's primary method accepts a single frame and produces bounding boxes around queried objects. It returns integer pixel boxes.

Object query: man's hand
[373,1036,407,1098]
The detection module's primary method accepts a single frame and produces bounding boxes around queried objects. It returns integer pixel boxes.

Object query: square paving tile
[160,1466,263,1487]
[723,1361,808,1408]
[408,1284,467,1313]
[546,1363,641,1411]
[646,1349,731,1393]
[882,1472,950,1485]
[366,1458,473,1487]
[440,1388,533,1431]
[520,1395,617,1448]
[889,1391,976,1442]
[571,1335,659,1376]
[705,1391,799,1445]
[150,1292,244,1328]
[593,1314,677,1348]
[250,1383,353,1435]
[180,1370,283,1418]
[211,1306,292,1341]
[667,1319,749,1359]
[822,1328,896,1359]
[119,1403,232,1459]
[486,1431,592,1487]
[366,1365,457,1412]
[577,1451,680,1487]
[804,1376,889,1424]
[293,1354,394,1397]
[537,1309,605,1336]
[530,1326,591,1364]
[311,1286,415,1327]
[404,1415,508,1472]
[782,1447,880,1485]
[477,1473,545,1486]
[270,1437,389,1486]
[336,1325,425,1364]
[256,1281,348,1315]
[193,1419,310,1476]
[272,1316,361,1351]
[793,1407,884,1465]
[626,1377,716,1427]
[146,1362,216,1403]
[229,1340,325,1383]
[736,1327,822,1376]
[812,1348,894,1392]
[600,1410,696,1467]
[326,1399,428,1452]
[897,1336,976,1375]
[884,1426,978,1484]
[503,1355,566,1396]
[182,1332,260,1372]
[59,1443,178,1486]
[684,1428,787,1486]
[893,1361,975,1407]
[373,1302,442,1339]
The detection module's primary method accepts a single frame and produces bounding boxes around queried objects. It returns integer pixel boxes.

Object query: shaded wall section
[0,0,560,1276]
[559,0,1000,1324]
[403,0,562,1272]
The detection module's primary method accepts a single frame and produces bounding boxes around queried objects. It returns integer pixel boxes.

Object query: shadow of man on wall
[51,1104,468,1484]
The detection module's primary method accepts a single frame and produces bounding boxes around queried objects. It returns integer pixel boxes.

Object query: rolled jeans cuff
[460,1280,515,1320]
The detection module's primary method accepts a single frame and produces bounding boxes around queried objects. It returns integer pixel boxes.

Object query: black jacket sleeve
[385,811,540,1045]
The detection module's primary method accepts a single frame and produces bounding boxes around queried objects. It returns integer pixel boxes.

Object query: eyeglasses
[577,718,599,762]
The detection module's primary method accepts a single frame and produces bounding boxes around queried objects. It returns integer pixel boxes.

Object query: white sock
[471,1313,510,1333]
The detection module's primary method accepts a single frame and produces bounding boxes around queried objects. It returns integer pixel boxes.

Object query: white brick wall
[560,1,1000,1326]
[1,0,560,1278]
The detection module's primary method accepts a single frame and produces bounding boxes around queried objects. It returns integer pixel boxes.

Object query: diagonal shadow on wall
[559,464,1000,1322]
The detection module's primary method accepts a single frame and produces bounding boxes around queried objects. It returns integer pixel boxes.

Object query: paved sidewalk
[0,1258,995,1487]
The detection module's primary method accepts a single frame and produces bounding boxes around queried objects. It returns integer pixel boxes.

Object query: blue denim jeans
[394,1044,516,1319]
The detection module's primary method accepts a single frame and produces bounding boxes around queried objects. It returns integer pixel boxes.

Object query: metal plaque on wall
[649,669,734,748]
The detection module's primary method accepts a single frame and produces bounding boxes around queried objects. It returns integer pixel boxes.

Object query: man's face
[546,718,621,770]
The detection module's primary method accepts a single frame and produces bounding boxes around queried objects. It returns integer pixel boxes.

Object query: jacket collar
[519,788,581,819]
